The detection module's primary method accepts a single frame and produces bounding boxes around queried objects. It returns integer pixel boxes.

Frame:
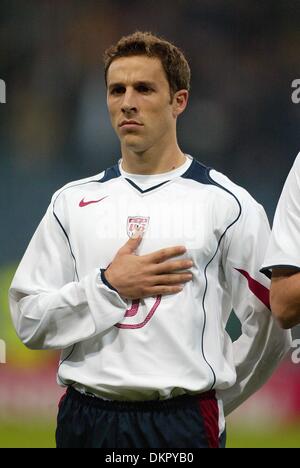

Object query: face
[106,55,187,155]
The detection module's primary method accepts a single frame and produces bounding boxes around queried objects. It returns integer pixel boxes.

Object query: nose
[121,88,137,114]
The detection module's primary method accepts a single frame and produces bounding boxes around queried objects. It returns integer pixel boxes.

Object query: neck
[121,142,186,175]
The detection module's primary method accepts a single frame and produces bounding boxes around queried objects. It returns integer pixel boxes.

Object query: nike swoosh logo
[235,268,270,310]
[79,196,108,207]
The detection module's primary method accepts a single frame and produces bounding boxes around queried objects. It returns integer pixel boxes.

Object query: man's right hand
[104,230,194,299]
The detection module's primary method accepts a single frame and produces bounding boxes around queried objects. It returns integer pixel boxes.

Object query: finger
[151,273,193,285]
[152,259,194,274]
[146,285,185,296]
[144,246,187,264]
[117,228,144,255]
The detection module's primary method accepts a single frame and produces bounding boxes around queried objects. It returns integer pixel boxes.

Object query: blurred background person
[262,153,300,329]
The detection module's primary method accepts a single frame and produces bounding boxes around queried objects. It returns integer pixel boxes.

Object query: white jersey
[262,152,300,274]
[9,155,290,419]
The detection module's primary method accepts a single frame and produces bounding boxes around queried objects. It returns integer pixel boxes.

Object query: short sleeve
[261,153,300,276]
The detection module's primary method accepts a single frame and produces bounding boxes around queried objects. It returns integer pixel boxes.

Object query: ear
[172,90,189,117]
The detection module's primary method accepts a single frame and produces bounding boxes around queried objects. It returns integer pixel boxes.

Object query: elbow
[270,292,300,329]
[274,314,295,330]
[10,294,44,349]
[23,338,43,351]
[14,317,45,350]
[16,328,43,350]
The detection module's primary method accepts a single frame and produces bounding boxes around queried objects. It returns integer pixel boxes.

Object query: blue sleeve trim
[260,264,300,280]
[100,268,118,292]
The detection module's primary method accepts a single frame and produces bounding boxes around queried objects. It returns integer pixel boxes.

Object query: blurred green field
[1,421,300,448]
[0,420,56,448]
[227,424,300,448]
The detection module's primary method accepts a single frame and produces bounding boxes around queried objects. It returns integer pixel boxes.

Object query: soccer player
[9,32,291,448]
[262,153,300,329]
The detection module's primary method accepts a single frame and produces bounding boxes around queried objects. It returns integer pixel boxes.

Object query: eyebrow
[108,80,156,91]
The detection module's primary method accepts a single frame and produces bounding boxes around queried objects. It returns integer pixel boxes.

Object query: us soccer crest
[127,216,150,238]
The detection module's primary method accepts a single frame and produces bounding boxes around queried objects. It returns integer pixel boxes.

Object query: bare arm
[271,268,300,329]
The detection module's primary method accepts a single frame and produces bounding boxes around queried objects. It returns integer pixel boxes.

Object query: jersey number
[115,295,162,329]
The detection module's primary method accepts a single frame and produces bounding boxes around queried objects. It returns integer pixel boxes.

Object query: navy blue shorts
[56,387,226,448]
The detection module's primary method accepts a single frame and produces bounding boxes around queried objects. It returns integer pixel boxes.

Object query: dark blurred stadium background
[0,0,300,447]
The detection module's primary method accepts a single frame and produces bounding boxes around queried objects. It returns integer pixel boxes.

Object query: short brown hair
[103,31,191,99]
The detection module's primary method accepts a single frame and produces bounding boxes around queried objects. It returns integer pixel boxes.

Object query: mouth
[119,120,144,128]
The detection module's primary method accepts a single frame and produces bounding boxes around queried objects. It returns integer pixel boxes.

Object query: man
[262,153,300,329]
[9,31,291,448]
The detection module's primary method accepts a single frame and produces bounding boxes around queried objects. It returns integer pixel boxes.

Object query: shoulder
[50,163,121,207]
[51,172,104,202]
[284,152,300,192]
[210,169,270,236]
[181,158,263,217]
[209,169,262,211]
[292,151,300,171]
[272,152,300,220]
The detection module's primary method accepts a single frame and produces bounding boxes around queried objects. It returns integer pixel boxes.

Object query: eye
[110,86,125,95]
[136,85,152,93]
